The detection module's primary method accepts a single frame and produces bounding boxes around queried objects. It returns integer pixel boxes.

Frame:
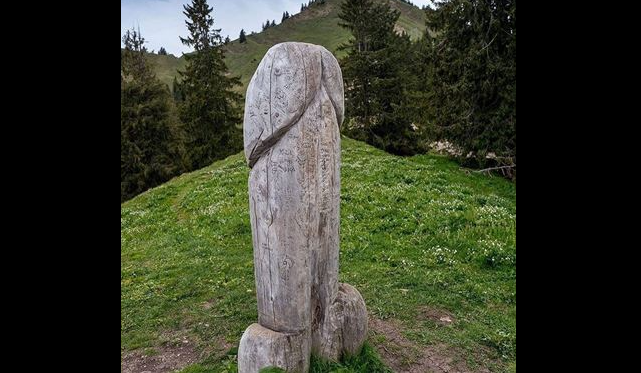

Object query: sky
[121,0,434,56]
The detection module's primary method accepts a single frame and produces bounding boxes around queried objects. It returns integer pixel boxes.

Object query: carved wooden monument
[238,42,368,372]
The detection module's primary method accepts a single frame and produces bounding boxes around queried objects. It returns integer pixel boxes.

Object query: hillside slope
[121,138,516,372]
[147,0,426,92]
[147,53,187,89]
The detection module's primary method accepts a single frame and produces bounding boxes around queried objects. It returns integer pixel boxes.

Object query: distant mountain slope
[147,53,187,89]
[147,0,426,93]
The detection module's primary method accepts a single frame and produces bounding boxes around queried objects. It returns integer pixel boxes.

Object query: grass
[147,0,427,94]
[146,53,188,90]
[121,137,516,372]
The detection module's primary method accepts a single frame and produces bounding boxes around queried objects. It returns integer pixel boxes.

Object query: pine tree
[338,0,421,155]
[421,0,516,167]
[224,35,230,44]
[282,11,287,22]
[172,76,183,102]
[178,0,242,170]
[271,20,276,27]
[121,28,186,202]
[121,29,150,80]
[239,28,247,43]
[158,46,168,55]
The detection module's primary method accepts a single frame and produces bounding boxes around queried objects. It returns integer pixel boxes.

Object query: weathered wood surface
[238,323,310,373]
[239,42,367,373]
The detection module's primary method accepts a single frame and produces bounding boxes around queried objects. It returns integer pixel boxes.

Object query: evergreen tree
[338,0,421,154]
[178,0,242,170]
[172,76,183,102]
[158,46,168,55]
[282,11,287,22]
[239,28,247,43]
[121,28,186,202]
[271,20,276,27]
[224,35,230,44]
[420,0,516,167]
[121,29,150,80]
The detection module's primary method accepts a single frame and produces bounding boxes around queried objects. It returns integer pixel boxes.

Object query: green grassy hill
[121,138,516,373]
[147,53,188,89]
[147,0,427,92]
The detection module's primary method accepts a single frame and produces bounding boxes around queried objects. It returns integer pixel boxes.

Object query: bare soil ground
[121,331,232,373]
[121,339,199,373]
[369,316,491,373]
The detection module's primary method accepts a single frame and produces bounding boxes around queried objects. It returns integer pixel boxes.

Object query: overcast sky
[121,0,434,56]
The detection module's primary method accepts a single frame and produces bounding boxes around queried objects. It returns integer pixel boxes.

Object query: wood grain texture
[239,42,366,373]
[239,323,310,373]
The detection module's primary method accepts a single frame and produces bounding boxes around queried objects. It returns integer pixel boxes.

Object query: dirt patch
[199,336,233,360]
[418,306,455,326]
[202,299,216,310]
[121,339,199,373]
[369,317,489,373]
[394,24,409,36]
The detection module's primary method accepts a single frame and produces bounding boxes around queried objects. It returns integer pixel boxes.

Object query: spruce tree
[178,0,242,170]
[421,0,516,167]
[121,29,150,80]
[271,20,276,27]
[172,76,183,102]
[338,0,421,155]
[158,46,168,55]
[239,29,247,43]
[121,28,186,202]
